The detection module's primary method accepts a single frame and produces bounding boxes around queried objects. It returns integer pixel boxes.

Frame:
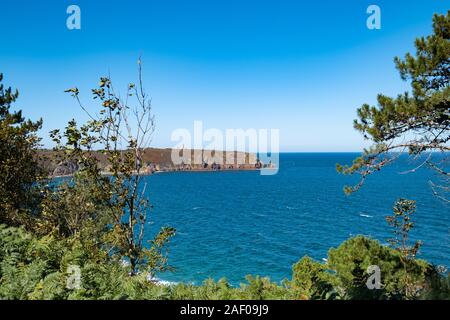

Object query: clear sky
[0,0,448,151]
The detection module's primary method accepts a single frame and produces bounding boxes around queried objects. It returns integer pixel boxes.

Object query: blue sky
[0,0,448,151]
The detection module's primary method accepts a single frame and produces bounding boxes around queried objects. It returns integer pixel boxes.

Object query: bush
[289,256,336,299]
[0,74,44,228]
[327,236,431,299]
[2,224,448,300]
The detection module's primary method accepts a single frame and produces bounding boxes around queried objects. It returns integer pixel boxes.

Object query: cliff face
[39,148,259,176]
[52,160,79,176]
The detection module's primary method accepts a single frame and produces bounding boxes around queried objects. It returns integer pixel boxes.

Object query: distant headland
[38,148,275,177]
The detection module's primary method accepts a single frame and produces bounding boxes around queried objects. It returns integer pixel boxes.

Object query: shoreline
[50,166,262,179]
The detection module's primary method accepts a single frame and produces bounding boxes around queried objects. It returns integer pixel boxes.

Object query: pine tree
[337,12,449,200]
[0,74,43,227]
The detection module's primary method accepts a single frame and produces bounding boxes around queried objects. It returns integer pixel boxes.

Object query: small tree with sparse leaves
[386,198,423,299]
[49,60,175,276]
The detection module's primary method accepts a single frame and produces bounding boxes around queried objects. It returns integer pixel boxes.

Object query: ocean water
[143,153,449,285]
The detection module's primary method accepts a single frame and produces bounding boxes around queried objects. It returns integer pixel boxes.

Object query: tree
[289,256,336,300]
[327,236,430,300]
[39,170,114,241]
[386,199,423,299]
[50,59,175,276]
[0,73,44,227]
[337,12,449,200]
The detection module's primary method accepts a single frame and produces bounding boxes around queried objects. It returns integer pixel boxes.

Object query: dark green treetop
[0,73,44,227]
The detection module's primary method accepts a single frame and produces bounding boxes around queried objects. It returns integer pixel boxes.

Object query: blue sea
[143,153,449,285]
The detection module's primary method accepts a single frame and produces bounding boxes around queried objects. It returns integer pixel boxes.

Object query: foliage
[337,12,449,200]
[49,60,175,276]
[327,236,430,299]
[385,199,424,298]
[0,74,44,228]
[39,171,113,240]
[1,224,447,300]
[419,270,450,300]
[386,199,422,260]
[288,256,336,300]
[0,224,64,299]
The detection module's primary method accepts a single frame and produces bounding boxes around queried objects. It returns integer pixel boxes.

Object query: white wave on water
[359,213,373,218]
[147,275,178,286]
[120,260,177,286]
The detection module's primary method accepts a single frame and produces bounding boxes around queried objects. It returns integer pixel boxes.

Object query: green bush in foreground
[1,224,448,300]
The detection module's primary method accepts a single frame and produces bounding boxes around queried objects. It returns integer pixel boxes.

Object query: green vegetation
[1,224,448,300]
[0,74,44,228]
[0,13,449,300]
[337,12,449,200]
[55,64,175,276]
